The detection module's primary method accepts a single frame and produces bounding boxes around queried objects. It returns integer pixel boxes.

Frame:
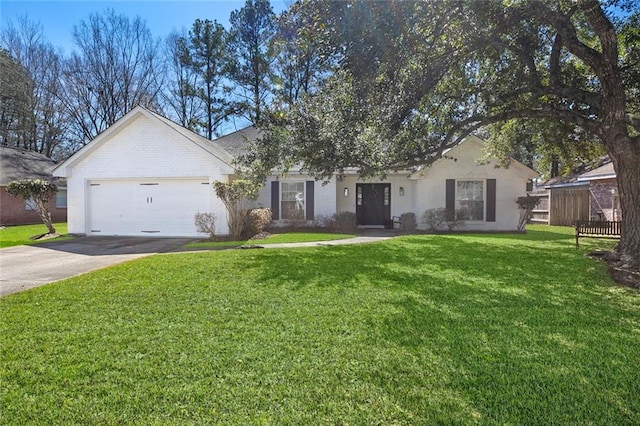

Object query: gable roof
[212,126,261,157]
[410,135,539,179]
[544,158,612,188]
[0,146,58,185]
[577,161,616,181]
[53,106,236,176]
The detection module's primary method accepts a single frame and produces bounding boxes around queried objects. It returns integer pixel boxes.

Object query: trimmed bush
[400,212,417,232]
[312,214,335,229]
[516,196,541,231]
[334,211,357,232]
[421,208,447,231]
[6,179,58,234]
[421,208,464,231]
[246,208,272,236]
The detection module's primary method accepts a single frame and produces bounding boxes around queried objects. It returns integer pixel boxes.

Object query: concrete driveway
[0,237,192,297]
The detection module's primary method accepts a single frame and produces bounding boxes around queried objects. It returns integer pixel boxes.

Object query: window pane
[456,180,483,220]
[25,198,37,211]
[281,182,304,219]
[56,190,67,208]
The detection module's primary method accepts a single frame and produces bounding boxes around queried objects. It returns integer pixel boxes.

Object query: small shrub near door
[312,214,336,229]
[400,212,417,232]
[421,208,447,231]
[334,211,358,232]
[421,208,464,231]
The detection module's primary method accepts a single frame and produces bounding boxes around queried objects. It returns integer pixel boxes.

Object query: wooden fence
[529,193,550,224]
[549,187,590,226]
[527,187,591,226]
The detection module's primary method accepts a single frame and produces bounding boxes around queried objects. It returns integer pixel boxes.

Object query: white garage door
[88,179,211,237]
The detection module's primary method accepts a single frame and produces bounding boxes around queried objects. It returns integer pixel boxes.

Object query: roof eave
[577,173,617,182]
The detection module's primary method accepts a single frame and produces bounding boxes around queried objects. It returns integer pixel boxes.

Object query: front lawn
[185,231,355,248]
[0,222,69,248]
[1,225,638,423]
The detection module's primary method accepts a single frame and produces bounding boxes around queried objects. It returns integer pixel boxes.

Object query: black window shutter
[486,179,496,222]
[271,181,280,220]
[445,179,455,221]
[306,181,314,220]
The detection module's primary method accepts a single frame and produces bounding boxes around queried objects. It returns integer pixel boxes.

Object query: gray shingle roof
[578,162,615,180]
[0,146,58,186]
[544,158,612,188]
[211,126,261,157]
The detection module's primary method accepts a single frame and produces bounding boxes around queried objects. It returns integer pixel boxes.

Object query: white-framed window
[56,189,67,208]
[25,198,37,211]
[456,180,484,221]
[281,181,305,220]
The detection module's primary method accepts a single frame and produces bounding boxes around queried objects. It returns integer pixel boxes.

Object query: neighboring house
[542,160,619,226]
[0,146,67,226]
[53,106,538,237]
[577,162,620,221]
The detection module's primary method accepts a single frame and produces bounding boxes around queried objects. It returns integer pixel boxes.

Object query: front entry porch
[355,183,391,226]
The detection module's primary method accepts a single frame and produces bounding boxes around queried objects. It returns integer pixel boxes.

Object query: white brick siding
[55,108,537,235]
[60,113,231,236]
[411,137,536,231]
[256,175,337,226]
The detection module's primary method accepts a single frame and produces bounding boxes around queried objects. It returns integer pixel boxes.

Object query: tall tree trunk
[550,157,559,178]
[606,134,640,269]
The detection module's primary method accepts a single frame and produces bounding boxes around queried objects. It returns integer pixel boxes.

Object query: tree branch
[526,1,604,75]
[444,107,601,146]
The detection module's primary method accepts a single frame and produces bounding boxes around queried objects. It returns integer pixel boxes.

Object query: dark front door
[356,183,391,225]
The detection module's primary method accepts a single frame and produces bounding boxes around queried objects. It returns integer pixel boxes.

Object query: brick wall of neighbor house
[1,187,67,226]
[63,114,232,235]
[589,178,620,221]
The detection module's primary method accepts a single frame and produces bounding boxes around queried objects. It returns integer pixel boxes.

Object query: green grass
[0,223,69,248]
[185,231,355,248]
[1,225,639,424]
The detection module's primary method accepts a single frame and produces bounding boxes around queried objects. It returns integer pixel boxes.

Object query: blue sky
[1,0,288,54]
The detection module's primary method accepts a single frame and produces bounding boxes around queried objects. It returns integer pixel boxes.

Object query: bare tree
[1,17,67,159]
[0,49,32,149]
[61,9,164,145]
[161,30,203,131]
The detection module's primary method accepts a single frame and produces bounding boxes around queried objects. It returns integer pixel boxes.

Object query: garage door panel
[88,179,211,236]
[88,181,137,235]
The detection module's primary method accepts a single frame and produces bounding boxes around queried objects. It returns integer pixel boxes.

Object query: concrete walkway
[252,229,396,249]
[0,237,192,297]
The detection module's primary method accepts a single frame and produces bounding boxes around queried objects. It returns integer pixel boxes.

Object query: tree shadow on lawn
[245,232,613,303]
[237,234,640,423]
